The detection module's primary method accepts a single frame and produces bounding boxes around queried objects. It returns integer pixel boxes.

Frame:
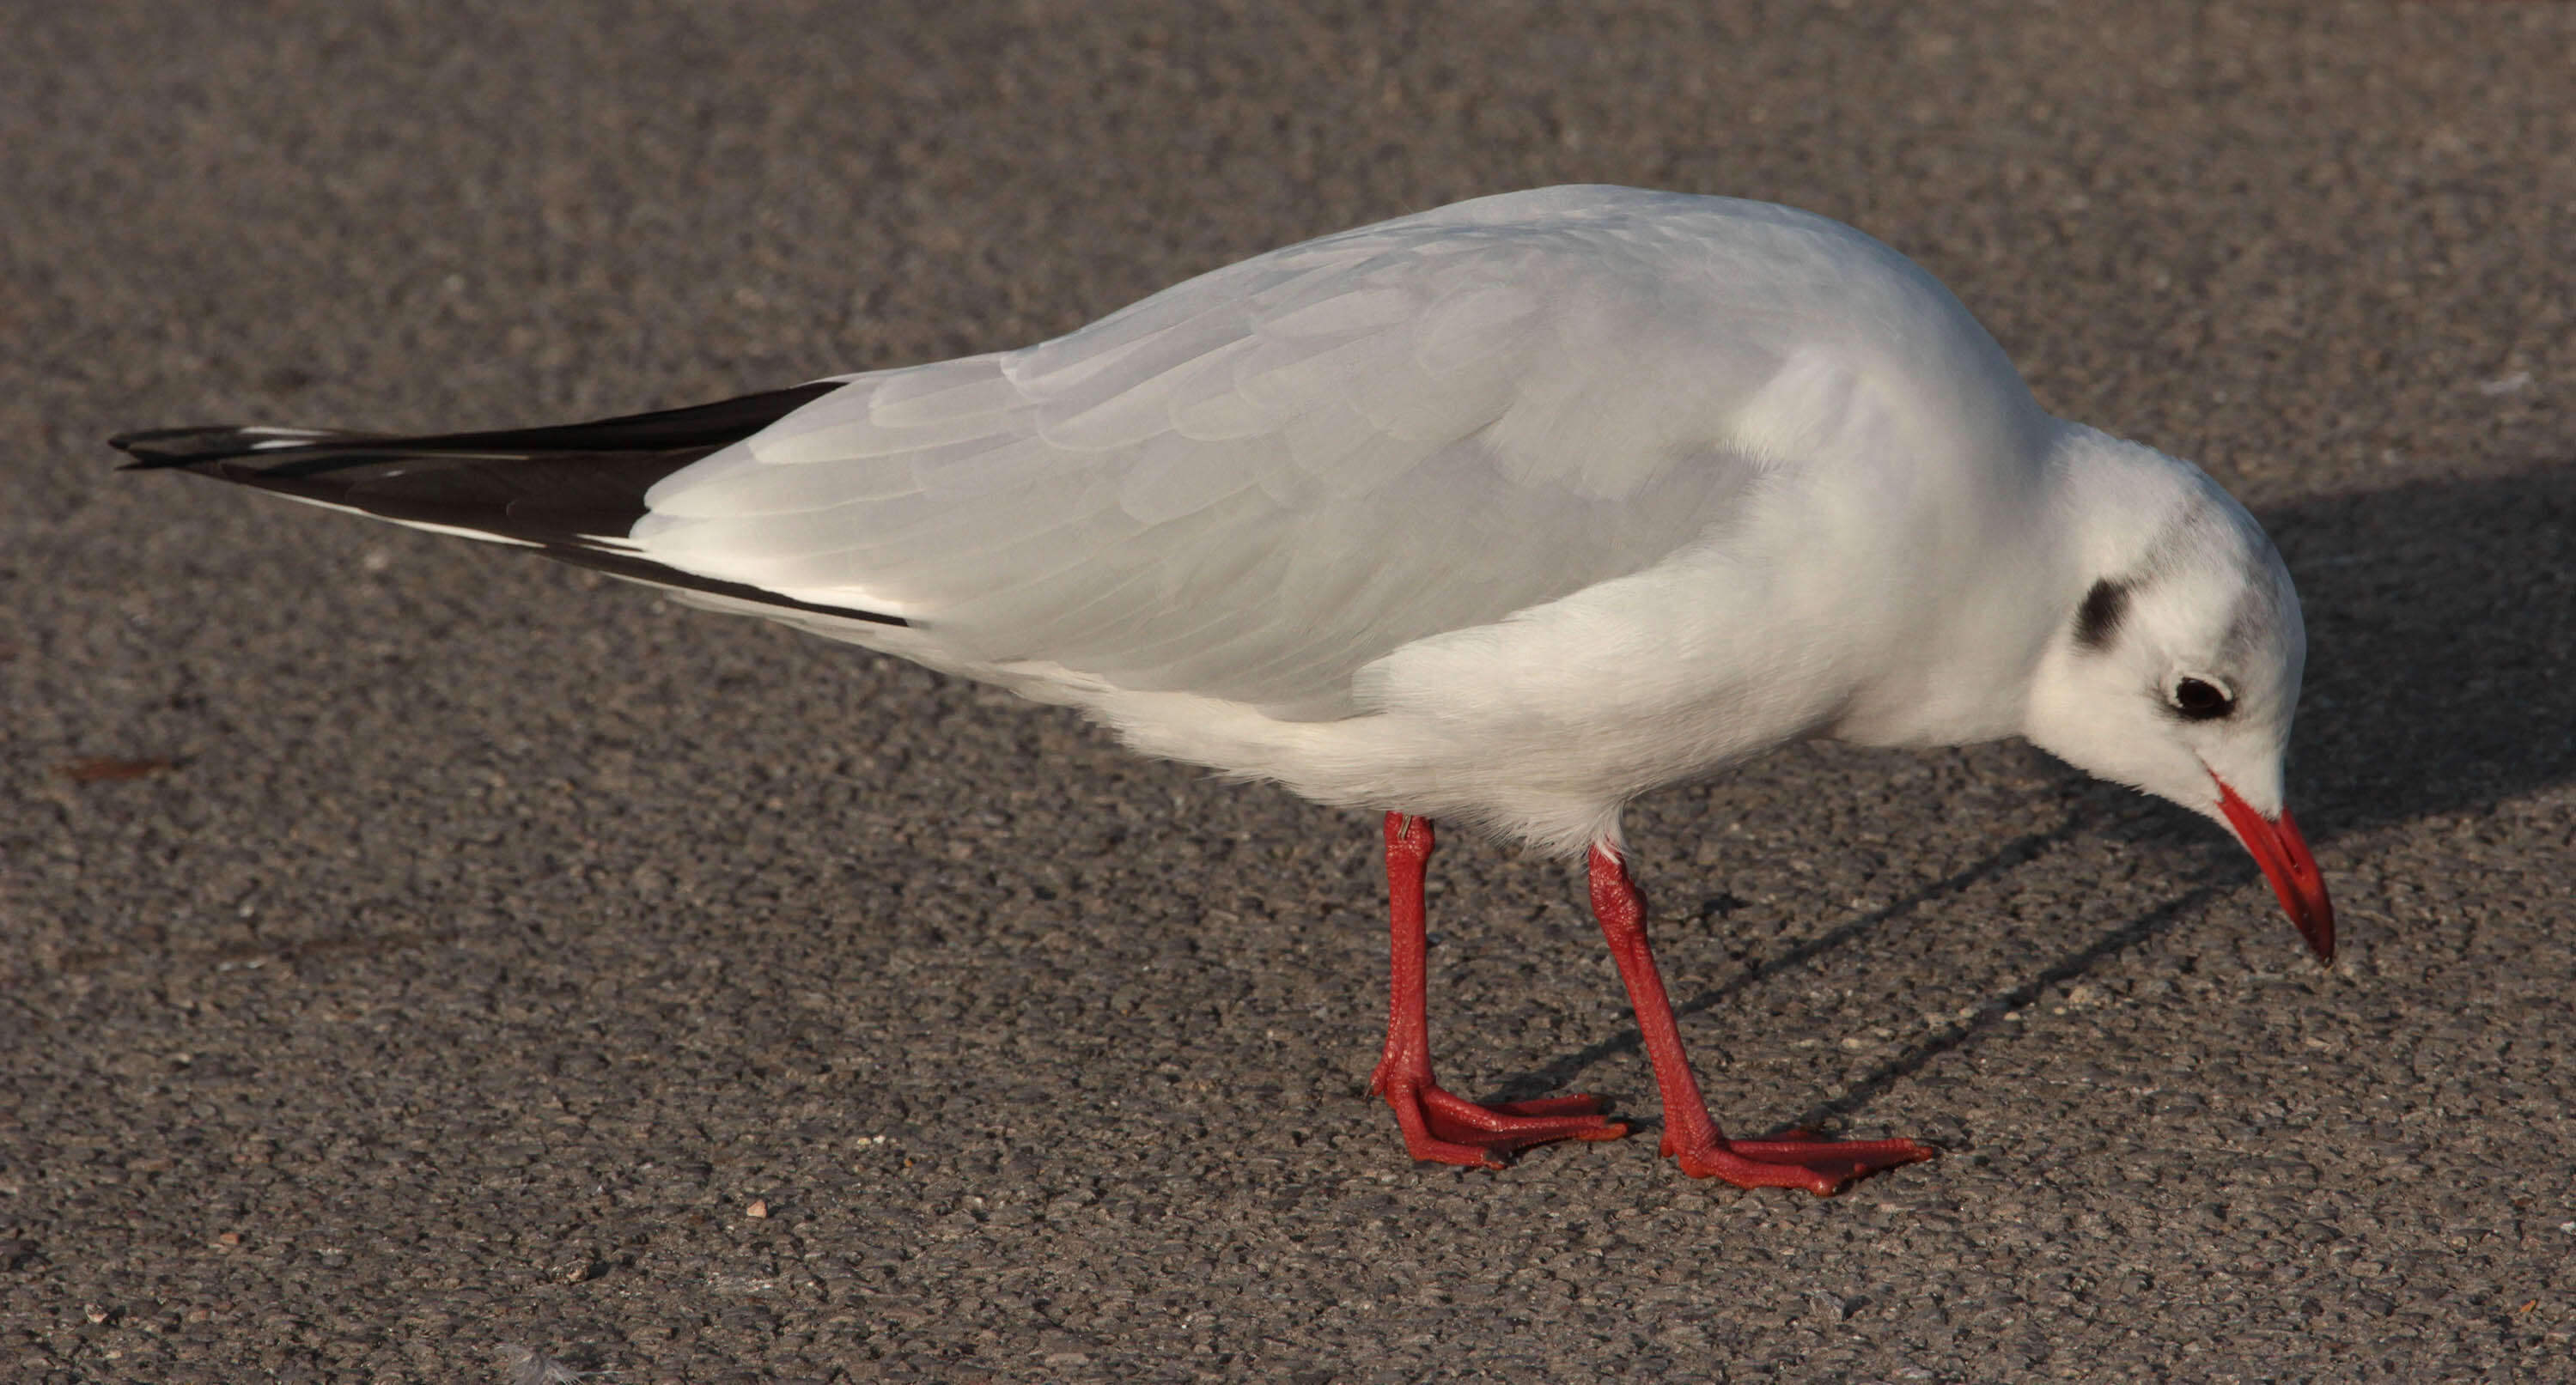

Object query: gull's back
[630,186,2047,720]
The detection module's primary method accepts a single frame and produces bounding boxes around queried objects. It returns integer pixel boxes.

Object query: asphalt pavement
[5,3,2573,1381]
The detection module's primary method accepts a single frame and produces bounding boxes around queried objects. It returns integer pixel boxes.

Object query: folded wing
[635,189,1854,717]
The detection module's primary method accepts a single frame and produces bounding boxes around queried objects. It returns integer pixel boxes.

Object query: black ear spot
[2074,579,2129,650]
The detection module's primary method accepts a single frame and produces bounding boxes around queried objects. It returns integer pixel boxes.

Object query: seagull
[114,185,2332,1194]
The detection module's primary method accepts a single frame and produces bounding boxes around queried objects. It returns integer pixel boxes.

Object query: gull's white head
[2023,428,2334,962]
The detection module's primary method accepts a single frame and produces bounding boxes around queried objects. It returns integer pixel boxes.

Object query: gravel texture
[5,3,2573,1382]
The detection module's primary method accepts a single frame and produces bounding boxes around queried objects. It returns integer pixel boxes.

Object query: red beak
[2213,778,2335,964]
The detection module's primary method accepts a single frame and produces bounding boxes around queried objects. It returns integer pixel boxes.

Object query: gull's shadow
[1778,879,2226,1141]
[2262,462,2576,841]
[1485,461,2576,1123]
[1492,823,2085,1106]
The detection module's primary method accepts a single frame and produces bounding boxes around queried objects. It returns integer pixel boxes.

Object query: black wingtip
[107,431,161,467]
[113,443,189,471]
[109,426,192,457]
[109,426,270,470]
[103,382,913,629]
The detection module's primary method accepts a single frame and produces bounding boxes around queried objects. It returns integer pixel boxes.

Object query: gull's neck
[1826,422,2200,751]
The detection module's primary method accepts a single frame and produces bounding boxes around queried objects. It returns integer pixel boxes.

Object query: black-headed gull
[117,185,2331,1194]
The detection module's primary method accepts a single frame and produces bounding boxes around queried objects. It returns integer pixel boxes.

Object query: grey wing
[627,193,1806,718]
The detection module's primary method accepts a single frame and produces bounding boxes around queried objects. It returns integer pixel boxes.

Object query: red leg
[1369,814,1630,1168]
[1587,843,1938,1195]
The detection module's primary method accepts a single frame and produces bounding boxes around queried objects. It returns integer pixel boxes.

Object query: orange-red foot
[1665,1127,1939,1195]
[1373,1077,1630,1169]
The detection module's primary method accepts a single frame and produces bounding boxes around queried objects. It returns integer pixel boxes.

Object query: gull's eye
[2172,677,2235,720]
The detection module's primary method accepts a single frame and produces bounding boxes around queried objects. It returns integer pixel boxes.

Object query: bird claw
[1372,1076,1629,1169]
[1663,1128,1940,1195]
